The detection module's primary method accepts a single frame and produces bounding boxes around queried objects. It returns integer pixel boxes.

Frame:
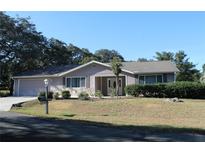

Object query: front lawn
[12,98,205,131]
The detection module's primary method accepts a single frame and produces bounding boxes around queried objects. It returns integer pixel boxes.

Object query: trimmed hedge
[125,82,205,99]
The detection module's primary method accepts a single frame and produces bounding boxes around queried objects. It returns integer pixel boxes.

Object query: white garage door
[19,79,45,96]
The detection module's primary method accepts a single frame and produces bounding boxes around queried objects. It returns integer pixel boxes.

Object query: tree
[111,57,122,97]
[44,38,72,66]
[154,51,200,81]
[202,64,205,74]
[155,51,174,61]
[0,12,48,90]
[137,58,154,62]
[79,48,98,64]
[95,49,124,63]
[174,51,200,81]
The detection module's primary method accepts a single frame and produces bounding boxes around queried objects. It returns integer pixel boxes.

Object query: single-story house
[12,60,179,97]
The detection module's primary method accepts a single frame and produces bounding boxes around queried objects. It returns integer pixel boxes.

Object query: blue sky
[7,11,205,70]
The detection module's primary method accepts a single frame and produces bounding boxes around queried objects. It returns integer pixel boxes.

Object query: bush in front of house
[0,90,10,97]
[62,90,71,99]
[125,81,205,99]
[0,87,9,90]
[53,92,60,99]
[124,84,141,97]
[95,90,103,99]
[78,91,90,100]
[38,91,53,100]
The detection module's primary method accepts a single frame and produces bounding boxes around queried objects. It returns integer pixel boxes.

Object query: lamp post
[44,79,49,114]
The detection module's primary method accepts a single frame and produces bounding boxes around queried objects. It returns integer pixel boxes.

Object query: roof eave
[12,74,58,79]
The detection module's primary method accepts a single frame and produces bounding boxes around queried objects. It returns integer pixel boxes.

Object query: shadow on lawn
[0,114,205,142]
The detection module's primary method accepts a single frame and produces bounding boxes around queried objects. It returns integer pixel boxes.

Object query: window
[145,76,156,84]
[157,75,163,83]
[81,77,85,87]
[72,78,80,87]
[66,77,86,88]
[139,75,163,85]
[67,78,71,87]
[139,76,145,84]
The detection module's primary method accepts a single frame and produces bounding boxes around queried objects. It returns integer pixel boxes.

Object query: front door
[107,78,122,96]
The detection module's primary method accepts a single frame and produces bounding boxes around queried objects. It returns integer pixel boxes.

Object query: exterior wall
[14,61,176,97]
[63,63,133,96]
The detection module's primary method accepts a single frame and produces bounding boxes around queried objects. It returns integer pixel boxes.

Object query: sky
[6,11,205,71]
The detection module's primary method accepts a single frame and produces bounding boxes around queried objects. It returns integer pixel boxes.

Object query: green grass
[12,98,205,131]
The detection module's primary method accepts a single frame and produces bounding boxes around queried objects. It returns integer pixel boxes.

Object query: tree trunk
[116,76,119,98]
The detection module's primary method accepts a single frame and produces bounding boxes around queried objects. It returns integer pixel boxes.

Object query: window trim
[138,74,163,85]
[66,76,86,88]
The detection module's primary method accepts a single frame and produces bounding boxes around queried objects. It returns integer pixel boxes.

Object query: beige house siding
[13,62,176,97]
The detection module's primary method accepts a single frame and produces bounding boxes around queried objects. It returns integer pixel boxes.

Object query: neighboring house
[12,60,179,97]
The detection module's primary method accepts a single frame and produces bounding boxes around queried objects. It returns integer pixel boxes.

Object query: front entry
[107,78,122,96]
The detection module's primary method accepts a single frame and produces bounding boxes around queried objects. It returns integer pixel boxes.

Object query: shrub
[111,88,116,97]
[0,87,9,90]
[0,90,10,97]
[95,90,103,99]
[62,90,71,99]
[125,82,205,99]
[124,84,140,97]
[78,91,90,100]
[38,91,53,100]
[53,92,60,99]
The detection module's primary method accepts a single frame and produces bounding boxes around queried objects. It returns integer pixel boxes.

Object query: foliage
[124,84,140,97]
[155,51,201,81]
[95,90,103,99]
[53,92,60,99]
[95,49,124,63]
[137,58,153,62]
[0,12,97,91]
[125,82,205,99]
[111,57,122,97]
[38,91,53,100]
[203,64,205,74]
[111,88,116,97]
[78,91,90,100]
[62,90,71,99]
[0,87,9,90]
[200,77,205,83]
[0,90,10,97]
[155,51,175,61]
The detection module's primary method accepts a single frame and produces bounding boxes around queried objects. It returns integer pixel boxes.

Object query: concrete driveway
[0,111,205,142]
[0,97,37,111]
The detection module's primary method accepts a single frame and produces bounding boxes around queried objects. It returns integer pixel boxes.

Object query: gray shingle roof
[14,60,179,77]
[120,61,179,73]
[14,64,79,77]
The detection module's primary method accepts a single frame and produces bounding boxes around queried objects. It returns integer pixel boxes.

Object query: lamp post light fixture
[44,79,49,114]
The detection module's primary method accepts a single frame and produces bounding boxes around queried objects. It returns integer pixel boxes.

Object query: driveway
[0,97,37,111]
[0,111,205,142]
